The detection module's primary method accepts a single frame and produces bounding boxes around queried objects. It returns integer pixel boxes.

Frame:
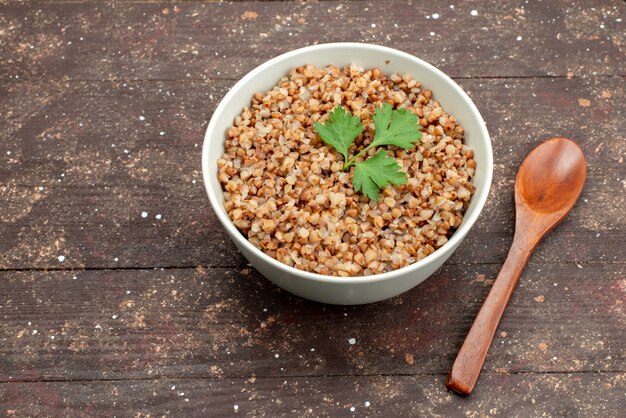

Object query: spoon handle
[445,236,532,395]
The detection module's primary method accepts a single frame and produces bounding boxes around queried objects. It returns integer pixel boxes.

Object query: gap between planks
[2,74,625,84]
[2,370,624,385]
[1,260,624,273]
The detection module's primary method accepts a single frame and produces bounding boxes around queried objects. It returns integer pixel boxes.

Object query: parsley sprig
[314,103,422,201]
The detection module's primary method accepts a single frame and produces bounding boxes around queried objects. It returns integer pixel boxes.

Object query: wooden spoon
[445,137,586,396]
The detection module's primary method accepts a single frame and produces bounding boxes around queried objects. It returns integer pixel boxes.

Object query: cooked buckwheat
[218,64,476,276]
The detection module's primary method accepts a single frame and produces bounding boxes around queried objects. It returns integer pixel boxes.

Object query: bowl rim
[202,42,493,284]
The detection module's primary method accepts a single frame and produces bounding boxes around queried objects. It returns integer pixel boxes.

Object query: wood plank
[1,263,623,382]
[1,76,624,269]
[0,1,624,81]
[1,1,623,416]
[1,373,625,417]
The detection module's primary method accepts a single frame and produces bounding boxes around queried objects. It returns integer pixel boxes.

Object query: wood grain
[0,1,624,82]
[1,0,624,414]
[1,263,623,382]
[1,373,624,417]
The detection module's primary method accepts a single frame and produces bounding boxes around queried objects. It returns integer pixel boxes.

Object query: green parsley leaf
[314,106,363,163]
[313,102,422,201]
[353,151,408,202]
[370,103,422,150]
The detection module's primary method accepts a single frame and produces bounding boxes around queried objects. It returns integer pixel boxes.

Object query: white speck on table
[348,338,356,345]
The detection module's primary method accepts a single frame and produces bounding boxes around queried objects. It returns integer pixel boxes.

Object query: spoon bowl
[446,137,586,396]
[516,137,587,215]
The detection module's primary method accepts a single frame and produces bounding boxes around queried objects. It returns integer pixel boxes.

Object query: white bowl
[202,43,492,305]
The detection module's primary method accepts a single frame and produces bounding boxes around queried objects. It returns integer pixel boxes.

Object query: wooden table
[1,1,624,416]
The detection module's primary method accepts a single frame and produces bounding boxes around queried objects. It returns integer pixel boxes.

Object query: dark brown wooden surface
[1,0,624,416]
